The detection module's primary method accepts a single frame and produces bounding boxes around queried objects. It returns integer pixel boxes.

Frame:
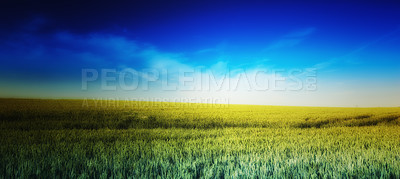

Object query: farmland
[0,98,400,178]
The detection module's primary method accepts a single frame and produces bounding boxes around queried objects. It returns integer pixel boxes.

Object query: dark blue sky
[1,0,399,106]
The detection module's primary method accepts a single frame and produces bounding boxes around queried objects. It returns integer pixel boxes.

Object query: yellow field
[0,99,399,178]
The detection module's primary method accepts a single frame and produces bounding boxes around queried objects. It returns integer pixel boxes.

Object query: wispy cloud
[313,59,337,70]
[267,39,303,50]
[285,27,316,38]
[195,48,217,54]
[313,28,400,70]
[266,27,316,50]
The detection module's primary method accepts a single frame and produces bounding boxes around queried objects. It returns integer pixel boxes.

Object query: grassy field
[0,98,400,178]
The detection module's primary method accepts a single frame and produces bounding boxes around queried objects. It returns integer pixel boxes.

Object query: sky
[0,0,399,107]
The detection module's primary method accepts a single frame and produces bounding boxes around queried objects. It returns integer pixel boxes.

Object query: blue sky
[0,1,399,106]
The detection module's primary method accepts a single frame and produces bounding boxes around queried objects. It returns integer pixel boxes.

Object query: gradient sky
[1,0,399,107]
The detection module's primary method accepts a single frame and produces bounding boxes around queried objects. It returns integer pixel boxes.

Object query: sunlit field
[1,98,400,178]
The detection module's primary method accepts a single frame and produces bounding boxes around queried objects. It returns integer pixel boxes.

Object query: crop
[0,98,399,178]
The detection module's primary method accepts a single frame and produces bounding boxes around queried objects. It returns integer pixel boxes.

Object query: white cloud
[3,29,398,107]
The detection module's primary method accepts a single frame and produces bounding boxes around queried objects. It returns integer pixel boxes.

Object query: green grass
[0,98,400,178]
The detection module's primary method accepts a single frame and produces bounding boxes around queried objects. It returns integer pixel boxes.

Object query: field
[1,98,400,178]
